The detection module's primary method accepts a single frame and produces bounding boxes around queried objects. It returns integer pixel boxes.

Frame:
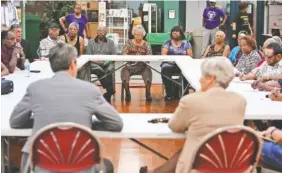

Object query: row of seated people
[8,43,282,172]
[2,22,282,103]
[1,23,194,103]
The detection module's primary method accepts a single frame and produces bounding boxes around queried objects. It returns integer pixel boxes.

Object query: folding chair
[161,74,181,97]
[189,125,262,173]
[28,122,103,173]
[121,75,146,101]
[91,62,116,100]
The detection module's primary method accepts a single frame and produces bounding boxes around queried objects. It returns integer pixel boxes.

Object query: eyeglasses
[265,54,276,59]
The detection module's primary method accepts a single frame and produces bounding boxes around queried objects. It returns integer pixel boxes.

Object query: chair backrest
[29,122,103,172]
[190,125,262,173]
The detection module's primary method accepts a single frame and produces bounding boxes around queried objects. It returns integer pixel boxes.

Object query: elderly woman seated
[60,22,84,55]
[229,31,246,65]
[202,31,230,58]
[140,57,246,173]
[240,42,282,91]
[120,25,153,101]
[235,35,261,74]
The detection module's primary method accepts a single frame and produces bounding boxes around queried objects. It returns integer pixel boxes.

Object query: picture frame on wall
[168,10,175,19]
[87,9,99,22]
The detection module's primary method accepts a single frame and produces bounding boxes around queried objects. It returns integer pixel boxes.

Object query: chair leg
[162,84,165,97]
[121,81,124,101]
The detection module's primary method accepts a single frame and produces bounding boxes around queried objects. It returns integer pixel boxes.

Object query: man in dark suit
[10,43,123,173]
[10,24,33,62]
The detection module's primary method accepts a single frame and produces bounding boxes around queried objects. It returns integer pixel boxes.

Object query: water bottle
[24,59,30,77]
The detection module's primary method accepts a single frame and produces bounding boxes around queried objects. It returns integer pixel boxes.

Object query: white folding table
[2,55,282,173]
[175,57,282,119]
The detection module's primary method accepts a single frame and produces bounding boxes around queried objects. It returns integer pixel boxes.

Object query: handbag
[1,78,14,95]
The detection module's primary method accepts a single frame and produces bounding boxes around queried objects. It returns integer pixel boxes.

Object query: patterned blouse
[161,40,192,67]
[235,50,261,74]
[122,39,152,74]
[206,44,226,58]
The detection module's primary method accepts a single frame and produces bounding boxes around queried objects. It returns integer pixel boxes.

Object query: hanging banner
[98,2,106,27]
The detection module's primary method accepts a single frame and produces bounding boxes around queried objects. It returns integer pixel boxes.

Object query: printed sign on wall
[99,2,106,27]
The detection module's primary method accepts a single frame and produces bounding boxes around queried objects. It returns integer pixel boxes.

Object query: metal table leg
[92,62,127,83]
[146,64,182,86]
[130,138,169,161]
[2,137,6,173]
[6,137,11,173]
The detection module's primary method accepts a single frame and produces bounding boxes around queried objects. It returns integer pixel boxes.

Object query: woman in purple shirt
[59,3,88,38]
[161,26,193,100]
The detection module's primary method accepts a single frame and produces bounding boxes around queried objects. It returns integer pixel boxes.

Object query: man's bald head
[97,25,107,40]
[97,25,107,32]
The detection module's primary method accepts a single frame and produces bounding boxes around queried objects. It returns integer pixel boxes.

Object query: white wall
[185,1,206,32]
[269,4,282,33]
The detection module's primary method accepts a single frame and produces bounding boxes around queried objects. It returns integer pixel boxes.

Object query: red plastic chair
[189,125,262,173]
[29,122,103,172]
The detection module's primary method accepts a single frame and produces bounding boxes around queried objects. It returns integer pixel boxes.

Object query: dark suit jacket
[20,39,33,62]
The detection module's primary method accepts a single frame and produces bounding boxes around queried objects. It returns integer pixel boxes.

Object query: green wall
[178,1,186,30]
[164,1,179,32]
[149,1,185,33]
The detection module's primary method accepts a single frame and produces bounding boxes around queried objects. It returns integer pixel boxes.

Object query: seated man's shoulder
[39,38,48,45]
[107,38,114,44]
[21,39,29,44]
[181,91,206,103]
[70,77,100,93]
[28,78,50,89]
[88,38,96,43]
[226,91,246,103]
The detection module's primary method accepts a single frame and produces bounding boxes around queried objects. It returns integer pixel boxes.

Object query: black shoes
[103,89,115,103]
[164,95,175,101]
[103,93,112,103]
[125,93,131,101]
[140,166,148,173]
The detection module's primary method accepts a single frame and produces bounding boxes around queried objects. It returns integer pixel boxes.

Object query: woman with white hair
[140,57,246,173]
[120,25,153,101]
[60,22,84,55]
[229,31,246,65]
[202,30,230,58]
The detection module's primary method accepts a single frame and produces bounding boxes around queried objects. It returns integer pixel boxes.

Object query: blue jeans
[261,141,282,171]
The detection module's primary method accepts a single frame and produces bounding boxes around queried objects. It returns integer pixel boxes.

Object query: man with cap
[39,22,63,58]
[201,0,227,56]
